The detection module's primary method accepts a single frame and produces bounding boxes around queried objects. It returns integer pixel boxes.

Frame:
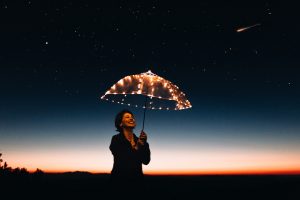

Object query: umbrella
[101,70,192,130]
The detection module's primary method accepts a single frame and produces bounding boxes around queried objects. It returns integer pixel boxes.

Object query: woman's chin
[124,124,136,129]
[129,125,136,129]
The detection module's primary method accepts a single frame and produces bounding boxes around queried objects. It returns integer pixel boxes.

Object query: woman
[109,109,151,182]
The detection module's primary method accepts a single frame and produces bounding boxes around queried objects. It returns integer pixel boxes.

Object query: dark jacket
[109,132,151,181]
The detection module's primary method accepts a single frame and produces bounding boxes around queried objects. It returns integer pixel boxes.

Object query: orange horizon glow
[4,142,300,176]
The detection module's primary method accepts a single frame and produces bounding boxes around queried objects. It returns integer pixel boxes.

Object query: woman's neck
[122,128,133,137]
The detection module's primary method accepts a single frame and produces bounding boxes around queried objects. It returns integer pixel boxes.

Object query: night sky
[1,1,300,174]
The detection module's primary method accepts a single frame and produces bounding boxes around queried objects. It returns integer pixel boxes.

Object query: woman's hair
[115,109,134,132]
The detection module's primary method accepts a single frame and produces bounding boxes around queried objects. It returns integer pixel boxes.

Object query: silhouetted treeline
[0,153,44,178]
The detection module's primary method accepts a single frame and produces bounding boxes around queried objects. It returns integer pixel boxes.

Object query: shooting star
[236,23,261,33]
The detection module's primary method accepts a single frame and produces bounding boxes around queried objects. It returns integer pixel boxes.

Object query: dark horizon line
[38,171,300,176]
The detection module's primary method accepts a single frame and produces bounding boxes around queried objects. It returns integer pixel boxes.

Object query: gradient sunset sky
[1,1,299,174]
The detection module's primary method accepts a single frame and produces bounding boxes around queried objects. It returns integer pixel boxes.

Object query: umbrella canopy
[101,70,192,110]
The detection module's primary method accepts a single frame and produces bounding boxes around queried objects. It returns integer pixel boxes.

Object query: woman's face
[121,112,136,129]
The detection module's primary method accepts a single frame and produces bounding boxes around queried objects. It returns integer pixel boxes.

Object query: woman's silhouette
[109,109,151,183]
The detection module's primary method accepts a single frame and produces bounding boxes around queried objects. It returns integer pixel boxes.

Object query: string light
[101,70,192,110]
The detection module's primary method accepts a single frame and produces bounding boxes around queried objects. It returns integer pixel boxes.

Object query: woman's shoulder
[112,133,122,140]
[111,133,125,144]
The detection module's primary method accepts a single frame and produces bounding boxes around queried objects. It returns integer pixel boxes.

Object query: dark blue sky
[0,1,299,173]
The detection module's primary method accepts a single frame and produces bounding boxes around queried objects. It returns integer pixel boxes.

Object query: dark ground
[1,173,299,199]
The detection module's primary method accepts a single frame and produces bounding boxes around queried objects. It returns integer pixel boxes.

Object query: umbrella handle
[142,96,148,131]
